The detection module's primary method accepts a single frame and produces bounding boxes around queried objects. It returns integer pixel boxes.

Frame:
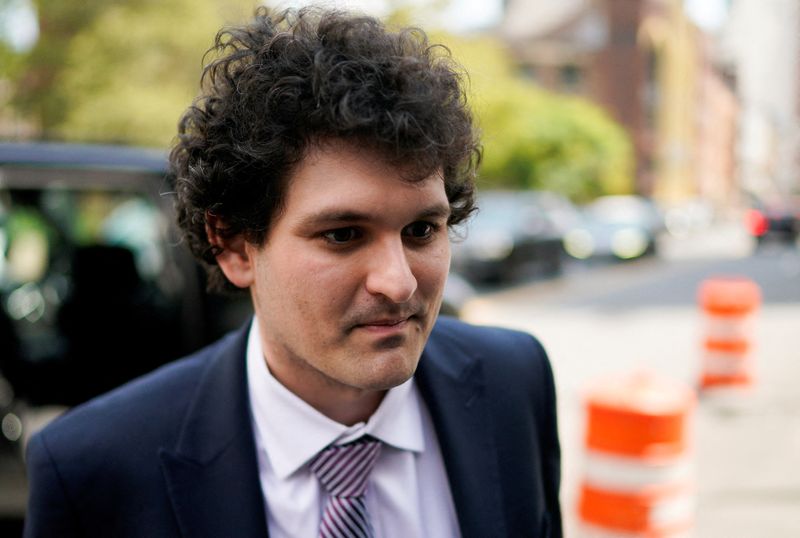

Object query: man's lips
[349,313,420,334]
[357,316,410,328]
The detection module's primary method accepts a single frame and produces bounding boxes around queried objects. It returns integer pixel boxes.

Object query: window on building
[560,64,583,93]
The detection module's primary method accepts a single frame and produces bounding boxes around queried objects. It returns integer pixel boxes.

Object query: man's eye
[404,221,437,240]
[322,227,361,244]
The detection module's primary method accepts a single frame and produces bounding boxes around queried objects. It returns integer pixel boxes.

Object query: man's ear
[205,212,254,289]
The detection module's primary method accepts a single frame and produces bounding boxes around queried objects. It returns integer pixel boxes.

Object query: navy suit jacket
[24,317,561,537]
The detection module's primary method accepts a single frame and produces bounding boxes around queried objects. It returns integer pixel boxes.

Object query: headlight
[611,228,648,259]
[564,229,594,259]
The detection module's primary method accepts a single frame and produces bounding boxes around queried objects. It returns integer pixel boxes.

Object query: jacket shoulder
[24,329,250,537]
[427,316,556,411]
[424,317,562,536]
[28,330,242,462]
[430,316,549,368]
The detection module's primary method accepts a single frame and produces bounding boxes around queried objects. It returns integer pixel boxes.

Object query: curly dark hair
[170,6,480,292]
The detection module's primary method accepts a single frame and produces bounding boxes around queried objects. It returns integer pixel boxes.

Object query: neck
[312,390,387,426]
[263,355,387,426]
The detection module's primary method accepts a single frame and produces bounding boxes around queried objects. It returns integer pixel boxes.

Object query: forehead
[281,142,449,219]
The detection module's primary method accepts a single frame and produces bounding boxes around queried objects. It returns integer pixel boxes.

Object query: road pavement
[462,225,800,537]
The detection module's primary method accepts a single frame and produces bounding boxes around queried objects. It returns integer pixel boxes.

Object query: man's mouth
[349,312,422,334]
[362,317,409,326]
[357,315,409,327]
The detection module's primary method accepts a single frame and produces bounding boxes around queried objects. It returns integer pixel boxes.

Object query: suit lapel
[158,320,509,538]
[415,322,507,538]
[159,328,269,538]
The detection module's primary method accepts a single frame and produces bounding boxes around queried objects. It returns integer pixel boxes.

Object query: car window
[0,185,189,405]
[0,142,257,411]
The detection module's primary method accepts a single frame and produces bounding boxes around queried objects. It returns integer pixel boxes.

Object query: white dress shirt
[246,319,462,538]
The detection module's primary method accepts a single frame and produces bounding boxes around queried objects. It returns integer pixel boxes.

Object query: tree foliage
[12,0,116,133]
[13,0,252,146]
[442,34,634,201]
[7,1,633,200]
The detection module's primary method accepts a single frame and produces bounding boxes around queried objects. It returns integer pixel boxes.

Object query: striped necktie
[310,436,383,538]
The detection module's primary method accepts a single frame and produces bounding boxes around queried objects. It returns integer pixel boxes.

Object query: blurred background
[0,0,798,536]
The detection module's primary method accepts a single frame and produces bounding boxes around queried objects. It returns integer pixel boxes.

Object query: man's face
[244,142,451,416]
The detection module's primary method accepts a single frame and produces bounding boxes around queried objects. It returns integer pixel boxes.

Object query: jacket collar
[159,326,269,538]
[415,318,507,538]
[158,319,505,538]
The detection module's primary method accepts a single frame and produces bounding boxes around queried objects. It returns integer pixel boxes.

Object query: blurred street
[0,219,797,536]
[1,0,799,535]
[462,221,800,537]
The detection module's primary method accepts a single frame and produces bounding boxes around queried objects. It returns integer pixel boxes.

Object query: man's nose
[365,237,418,303]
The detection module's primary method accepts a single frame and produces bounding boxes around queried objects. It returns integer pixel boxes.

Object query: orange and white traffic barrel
[578,371,696,537]
[697,277,761,395]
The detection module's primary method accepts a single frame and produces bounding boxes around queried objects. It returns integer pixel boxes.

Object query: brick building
[500,0,738,210]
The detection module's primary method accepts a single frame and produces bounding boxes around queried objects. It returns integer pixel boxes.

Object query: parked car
[743,195,799,245]
[451,190,567,283]
[563,194,664,261]
[0,141,474,527]
[0,141,474,403]
[0,142,249,407]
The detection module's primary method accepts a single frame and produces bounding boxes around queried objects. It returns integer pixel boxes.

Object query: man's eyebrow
[297,203,451,227]
[415,203,452,220]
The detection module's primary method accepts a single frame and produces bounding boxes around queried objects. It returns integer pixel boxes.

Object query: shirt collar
[246,318,425,480]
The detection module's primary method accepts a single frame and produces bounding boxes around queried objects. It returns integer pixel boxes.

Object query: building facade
[500,0,739,211]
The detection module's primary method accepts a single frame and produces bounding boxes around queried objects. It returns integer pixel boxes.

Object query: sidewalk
[463,300,800,537]
[659,218,755,261]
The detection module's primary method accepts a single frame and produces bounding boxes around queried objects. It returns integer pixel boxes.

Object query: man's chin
[362,368,417,392]
[370,333,407,350]
[360,347,422,390]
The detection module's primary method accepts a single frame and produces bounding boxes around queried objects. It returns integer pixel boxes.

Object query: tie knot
[310,437,382,498]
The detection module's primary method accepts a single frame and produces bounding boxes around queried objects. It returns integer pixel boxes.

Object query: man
[25,7,561,537]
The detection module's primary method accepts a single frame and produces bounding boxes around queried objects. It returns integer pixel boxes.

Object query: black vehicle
[0,140,476,401]
[0,142,242,528]
[0,142,474,414]
[451,190,567,283]
[0,141,474,529]
[0,142,252,409]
